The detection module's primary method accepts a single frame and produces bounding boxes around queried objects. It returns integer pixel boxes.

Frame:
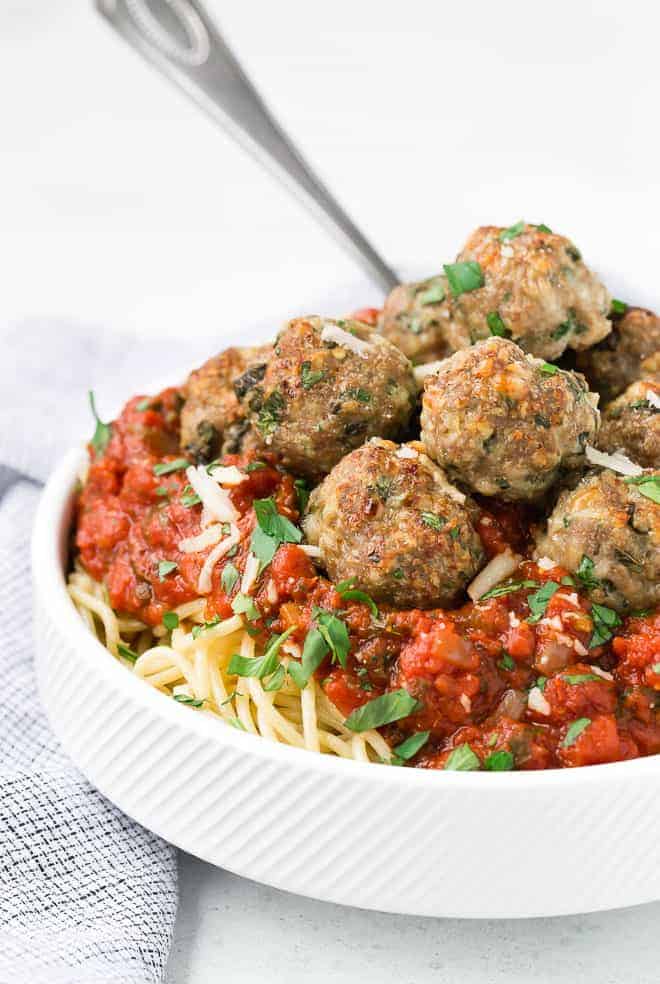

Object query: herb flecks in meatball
[180,344,271,462]
[420,337,600,502]
[377,275,453,366]
[597,380,660,469]
[250,317,417,482]
[535,468,660,614]
[444,223,612,360]
[576,306,660,403]
[303,438,485,608]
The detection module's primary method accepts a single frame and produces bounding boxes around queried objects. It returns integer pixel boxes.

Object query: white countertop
[4,1,660,980]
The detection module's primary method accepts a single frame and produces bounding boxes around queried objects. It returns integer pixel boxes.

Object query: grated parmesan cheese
[179,524,225,554]
[528,686,551,717]
[585,444,643,477]
[589,664,614,680]
[241,551,260,595]
[207,464,247,486]
[197,526,240,594]
[320,321,372,358]
[396,445,418,459]
[573,639,588,656]
[459,694,472,713]
[468,549,522,601]
[537,556,556,571]
[647,389,660,410]
[299,544,322,558]
[186,466,239,524]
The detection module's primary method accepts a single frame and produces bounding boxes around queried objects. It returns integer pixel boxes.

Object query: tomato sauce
[75,388,660,771]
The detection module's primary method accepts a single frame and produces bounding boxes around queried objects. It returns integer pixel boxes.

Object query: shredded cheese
[528,687,551,717]
[647,389,660,410]
[468,549,522,602]
[413,360,446,384]
[208,464,248,486]
[186,465,239,524]
[241,551,260,595]
[585,444,643,477]
[396,445,418,460]
[197,526,240,594]
[299,544,322,558]
[179,524,225,554]
[320,321,372,358]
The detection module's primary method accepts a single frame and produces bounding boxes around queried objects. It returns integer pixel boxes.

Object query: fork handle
[95,0,399,293]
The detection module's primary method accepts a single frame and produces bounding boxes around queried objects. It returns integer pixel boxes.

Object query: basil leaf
[391,730,430,764]
[336,577,378,617]
[487,311,510,337]
[257,390,284,437]
[228,628,294,680]
[610,298,627,315]
[535,223,552,234]
[444,743,481,771]
[499,220,525,241]
[484,749,514,771]
[158,560,178,581]
[173,694,204,707]
[421,511,446,531]
[563,673,603,685]
[162,611,179,630]
[417,282,445,306]
[562,717,591,747]
[589,603,621,648]
[526,581,559,623]
[88,391,112,456]
[250,525,279,573]
[294,478,309,514]
[221,562,239,595]
[315,609,350,668]
[575,554,600,591]
[181,492,201,507]
[231,593,260,621]
[117,642,139,663]
[498,652,515,671]
[479,579,538,601]
[344,689,420,732]
[263,663,286,691]
[245,460,267,472]
[153,457,189,476]
[635,478,660,505]
[289,628,330,689]
[300,361,327,390]
[536,675,548,691]
[443,261,484,297]
[539,362,558,375]
[254,497,302,543]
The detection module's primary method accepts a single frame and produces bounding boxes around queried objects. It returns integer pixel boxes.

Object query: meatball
[420,337,600,501]
[535,468,660,613]
[180,344,271,462]
[442,224,612,361]
[575,306,660,403]
[303,438,485,608]
[597,379,660,468]
[249,316,417,482]
[377,275,453,365]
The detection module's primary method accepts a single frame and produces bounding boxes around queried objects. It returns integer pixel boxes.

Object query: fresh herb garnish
[444,743,481,771]
[300,361,326,390]
[610,298,627,316]
[250,496,303,574]
[88,391,112,456]
[294,478,309,514]
[484,749,514,771]
[343,387,372,404]
[221,562,239,595]
[173,694,205,707]
[245,460,267,473]
[563,673,603,685]
[589,603,621,648]
[498,652,515,671]
[536,223,552,234]
[417,282,446,306]
[181,490,201,507]
[575,554,600,591]
[487,311,510,337]
[539,362,558,375]
[652,663,660,675]
[153,457,188,476]
[228,627,295,680]
[228,717,247,731]
[479,579,538,601]
[257,390,284,436]
[625,474,660,504]
[391,730,430,765]
[158,560,178,581]
[162,611,179,630]
[499,220,525,241]
[155,486,170,498]
[288,625,331,689]
[421,511,446,532]
[136,398,151,412]
[231,593,260,621]
[562,717,591,747]
[336,577,378,617]
[313,608,351,668]
[117,642,139,663]
[526,581,560,623]
[443,261,484,297]
[191,616,222,640]
[344,689,420,732]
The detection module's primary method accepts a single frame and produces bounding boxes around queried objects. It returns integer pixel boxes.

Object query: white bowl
[33,446,660,919]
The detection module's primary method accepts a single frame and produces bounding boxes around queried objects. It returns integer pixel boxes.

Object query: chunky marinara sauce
[76,388,660,771]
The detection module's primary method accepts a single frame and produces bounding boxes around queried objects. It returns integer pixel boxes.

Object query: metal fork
[95,0,399,292]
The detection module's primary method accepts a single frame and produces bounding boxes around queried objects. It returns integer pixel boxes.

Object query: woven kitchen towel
[0,319,215,984]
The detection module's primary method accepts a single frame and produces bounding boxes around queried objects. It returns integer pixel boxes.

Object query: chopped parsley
[314,607,351,668]
[498,652,515,671]
[257,390,284,436]
[484,749,514,771]
[288,627,329,689]
[181,490,201,507]
[153,457,188,476]
[344,689,420,733]
[392,567,404,580]
[479,579,538,601]
[173,694,205,707]
[343,387,371,404]
[526,581,560,623]
[88,391,112,456]
[535,223,552,234]
[117,642,139,663]
[444,743,480,771]
[390,730,430,765]
[221,562,239,595]
[336,577,378,618]
[228,627,295,680]
[231,593,260,621]
[294,478,309,514]
[499,220,525,241]
[157,560,178,581]
[563,673,603,685]
[417,282,446,306]
[539,362,558,375]
[443,261,484,297]
[162,611,179,630]
[589,603,621,648]
[136,398,151,412]
[486,311,510,337]
[575,554,600,591]
[300,361,326,390]
[245,460,268,472]
[536,675,548,691]
[191,616,222,640]
[421,511,446,532]
[250,496,303,573]
[562,717,591,747]
[610,298,627,316]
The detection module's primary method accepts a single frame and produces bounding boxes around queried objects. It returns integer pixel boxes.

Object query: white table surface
[3,2,660,981]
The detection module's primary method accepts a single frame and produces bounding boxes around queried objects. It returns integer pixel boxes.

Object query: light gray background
[3,2,659,981]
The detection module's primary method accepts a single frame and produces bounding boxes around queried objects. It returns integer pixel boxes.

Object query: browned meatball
[442,223,612,361]
[597,379,660,468]
[575,306,660,403]
[535,468,660,613]
[303,438,485,608]
[249,316,417,482]
[377,275,453,365]
[180,345,271,462]
[420,337,600,501]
